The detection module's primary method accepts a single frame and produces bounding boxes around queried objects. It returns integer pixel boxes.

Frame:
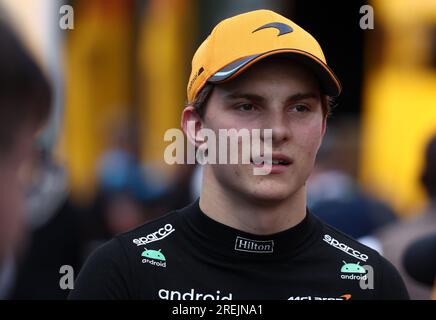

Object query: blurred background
[0,0,435,299]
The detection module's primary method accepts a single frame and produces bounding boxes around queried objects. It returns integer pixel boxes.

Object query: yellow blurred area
[138,0,195,177]
[361,0,436,215]
[59,0,135,201]
[56,0,194,202]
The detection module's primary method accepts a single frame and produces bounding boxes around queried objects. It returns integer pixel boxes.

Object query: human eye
[235,103,256,112]
[291,104,310,113]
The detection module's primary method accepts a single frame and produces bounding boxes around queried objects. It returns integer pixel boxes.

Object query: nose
[261,109,290,146]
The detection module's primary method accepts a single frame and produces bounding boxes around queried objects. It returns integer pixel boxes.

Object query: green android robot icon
[340,261,366,274]
[142,248,166,261]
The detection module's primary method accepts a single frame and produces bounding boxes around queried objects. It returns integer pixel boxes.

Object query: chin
[246,184,297,203]
[214,166,305,203]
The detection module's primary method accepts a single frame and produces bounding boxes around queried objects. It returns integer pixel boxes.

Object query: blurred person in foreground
[0,17,52,298]
[403,231,436,299]
[376,135,436,299]
[70,10,408,300]
[7,147,85,299]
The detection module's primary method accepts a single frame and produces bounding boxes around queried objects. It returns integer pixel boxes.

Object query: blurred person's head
[421,135,436,202]
[103,193,145,236]
[182,10,340,205]
[0,18,52,260]
[403,232,436,288]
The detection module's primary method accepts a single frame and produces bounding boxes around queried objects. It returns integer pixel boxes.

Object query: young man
[70,9,409,300]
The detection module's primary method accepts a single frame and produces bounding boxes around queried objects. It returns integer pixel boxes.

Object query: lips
[250,153,293,166]
[270,153,292,165]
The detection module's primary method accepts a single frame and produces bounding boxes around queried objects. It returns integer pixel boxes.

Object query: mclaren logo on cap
[188,66,204,92]
[252,22,293,36]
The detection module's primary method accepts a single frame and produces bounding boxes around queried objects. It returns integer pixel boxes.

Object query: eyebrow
[224,92,320,103]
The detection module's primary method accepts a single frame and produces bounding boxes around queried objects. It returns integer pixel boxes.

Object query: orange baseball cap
[187,9,341,103]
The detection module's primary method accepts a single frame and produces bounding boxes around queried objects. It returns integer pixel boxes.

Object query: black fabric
[404,232,436,286]
[69,199,409,300]
[10,199,84,299]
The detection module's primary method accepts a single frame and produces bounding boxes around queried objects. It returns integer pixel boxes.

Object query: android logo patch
[341,261,366,274]
[142,249,166,261]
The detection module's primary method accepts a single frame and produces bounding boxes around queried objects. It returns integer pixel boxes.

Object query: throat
[199,185,307,235]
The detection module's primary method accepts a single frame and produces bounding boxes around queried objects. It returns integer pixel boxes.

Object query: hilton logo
[234,236,274,253]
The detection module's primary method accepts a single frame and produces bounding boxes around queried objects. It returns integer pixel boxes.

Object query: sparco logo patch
[234,236,274,253]
[323,234,369,262]
[133,224,175,246]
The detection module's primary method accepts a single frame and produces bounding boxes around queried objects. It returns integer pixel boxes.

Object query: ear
[321,116,327,137]
[320,95,328,138]
[181,106,205,148]
[315,114,328,153]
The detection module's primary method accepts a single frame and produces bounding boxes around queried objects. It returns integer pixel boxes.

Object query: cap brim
[208,49,342,97]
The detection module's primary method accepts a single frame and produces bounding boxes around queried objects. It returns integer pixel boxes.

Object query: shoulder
[116,209,182,248]
[118,209,183,253]
[68,237,132,299]
[319,221,409,299]
[81,207,181,263]
[69,208,185,299]
[319,222,382,263]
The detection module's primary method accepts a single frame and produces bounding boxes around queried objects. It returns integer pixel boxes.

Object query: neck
[199,166,307,235]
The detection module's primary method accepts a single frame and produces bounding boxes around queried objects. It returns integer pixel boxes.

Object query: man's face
[201,57,326,203]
